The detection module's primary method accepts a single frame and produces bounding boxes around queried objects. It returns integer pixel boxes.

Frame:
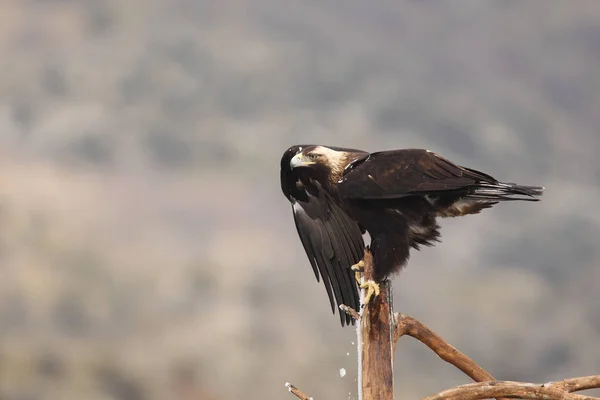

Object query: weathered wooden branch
[393,313,507,400]
[421,379,600,400]
[285,382,312,400]
[359,276,394,400]
[356,249,395,400]
[339,304,360,321]
[549,375,600,393]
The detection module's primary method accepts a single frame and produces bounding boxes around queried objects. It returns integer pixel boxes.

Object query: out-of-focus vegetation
[0,1,599,399]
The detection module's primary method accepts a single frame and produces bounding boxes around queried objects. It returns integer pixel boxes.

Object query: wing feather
[330,203,364,261]
[321,211,360,313]
[338,149,498,199]
[291,193,363,326]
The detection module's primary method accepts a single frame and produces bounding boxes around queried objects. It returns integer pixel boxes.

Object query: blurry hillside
[0,1,599,399]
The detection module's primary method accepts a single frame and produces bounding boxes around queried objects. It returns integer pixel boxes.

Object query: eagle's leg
[351,260,366,284]
[360,280,380,305]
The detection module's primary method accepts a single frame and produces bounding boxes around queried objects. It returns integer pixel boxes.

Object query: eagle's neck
[328,160,348,184]
[327,154,366,185]
[312,146,355,185]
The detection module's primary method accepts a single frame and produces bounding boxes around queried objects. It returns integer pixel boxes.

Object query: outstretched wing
[281,146,364,326]
[338,149,500,199]
[287,186,363,326]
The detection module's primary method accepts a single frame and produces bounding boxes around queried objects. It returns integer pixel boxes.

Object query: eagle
[280,144,543,326]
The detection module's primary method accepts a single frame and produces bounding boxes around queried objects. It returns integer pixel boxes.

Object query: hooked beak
[290,153,314,169]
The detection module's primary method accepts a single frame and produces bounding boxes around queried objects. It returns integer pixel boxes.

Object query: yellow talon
[351,260,365,272]
[360,280,380,305]
[351,260,380,304]
[351,260,366,284]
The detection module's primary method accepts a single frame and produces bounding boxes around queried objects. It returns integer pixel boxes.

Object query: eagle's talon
[350,260,365,272]
[351,260,366,284]
[360,280,380,305]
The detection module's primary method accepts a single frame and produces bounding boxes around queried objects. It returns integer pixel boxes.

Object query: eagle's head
[281,145,369,196]
[289,145,362,183]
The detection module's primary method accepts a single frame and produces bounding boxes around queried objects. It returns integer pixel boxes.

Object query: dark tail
[467,182,544,202]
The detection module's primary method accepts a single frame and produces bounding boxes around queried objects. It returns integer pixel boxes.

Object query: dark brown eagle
[280,144,543,325]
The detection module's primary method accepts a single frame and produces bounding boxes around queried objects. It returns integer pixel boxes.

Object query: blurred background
[0,1,599,399]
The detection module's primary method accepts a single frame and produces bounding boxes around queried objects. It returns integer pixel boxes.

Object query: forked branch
[392,314,600,399]
[285,247,600,400]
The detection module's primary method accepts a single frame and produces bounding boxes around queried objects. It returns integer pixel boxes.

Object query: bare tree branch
[393,313,509,400]
[285,382,312,400]
[339,304,360,321]
[394,313,498,384]
[421,379,600,400]
[548,376,600,393]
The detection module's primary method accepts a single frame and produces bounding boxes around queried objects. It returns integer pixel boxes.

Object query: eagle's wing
[287,186,363,326]
[338,149,500,199]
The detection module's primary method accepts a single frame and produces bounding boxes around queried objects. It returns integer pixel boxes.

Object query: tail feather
[468,183,544,202]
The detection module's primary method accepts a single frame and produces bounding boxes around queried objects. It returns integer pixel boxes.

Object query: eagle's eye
[308,153,319,161]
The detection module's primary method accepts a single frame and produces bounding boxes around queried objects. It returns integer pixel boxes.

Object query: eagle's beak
[290,153,314,168]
